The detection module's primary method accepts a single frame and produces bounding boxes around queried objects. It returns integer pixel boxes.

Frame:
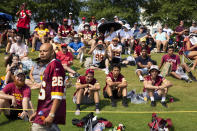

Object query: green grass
[0,48,197,131]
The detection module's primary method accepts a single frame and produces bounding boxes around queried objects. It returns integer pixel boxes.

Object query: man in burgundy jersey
[74,69,100,115]
[80,23,96,51]
[144,65,172,107]
[16,3,31,45]
[89,16,98,36]
[30,43,66,131]
[58,18,73,44]
[159,46,196,82]
[103,65,128,107]
[0,69,33,120]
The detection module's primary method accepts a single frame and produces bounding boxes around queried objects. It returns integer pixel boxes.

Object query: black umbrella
[0,12,12,21]
[98,22,122,34]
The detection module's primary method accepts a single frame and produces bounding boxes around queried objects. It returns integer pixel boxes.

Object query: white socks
[161,97,166,102]
[150,96,154,101]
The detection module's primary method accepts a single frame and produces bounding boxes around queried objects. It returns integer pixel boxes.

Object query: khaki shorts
[32,123,60,131]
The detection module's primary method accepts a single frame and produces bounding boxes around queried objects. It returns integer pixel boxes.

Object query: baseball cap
[61,43,67,48]
[100,18,105,21]
[38,22,45,26]
[14,69,25,76]
[74,34,79,38]
[192,21,196,24]
[140,37,146,42]
[63,18,68,22]
[84,23,90,27]
[114,16,118,19]
[112,37,119,41]
[149,65,160,73]
[140,26,144,29]
[82,17,86,20]
[134,22,138,25]
[69,12,72,15]
[123,24,131,30]
[85,69,94,76]
[91,16,95,19]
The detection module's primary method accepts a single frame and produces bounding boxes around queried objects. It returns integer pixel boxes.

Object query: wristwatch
[49,113,55,118]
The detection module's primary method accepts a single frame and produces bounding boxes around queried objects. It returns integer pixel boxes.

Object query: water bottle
[93,123,105,131]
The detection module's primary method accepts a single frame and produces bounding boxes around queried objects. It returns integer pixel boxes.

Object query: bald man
[30,43,66,131]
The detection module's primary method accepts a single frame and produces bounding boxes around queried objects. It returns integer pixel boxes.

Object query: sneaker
[139,76,144,82]
[105,68,109,74]
[111,100,116,107]
[95,109,100,114]
[161,101,168,108]
[31,49,35,52]
[122,100,128,107]
[75,109,80,115]
[185,79,192,83]
[189,74,197,82]
[151,101,156,107]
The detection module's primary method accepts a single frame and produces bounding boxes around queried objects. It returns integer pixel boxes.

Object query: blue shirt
[68,42,84,55]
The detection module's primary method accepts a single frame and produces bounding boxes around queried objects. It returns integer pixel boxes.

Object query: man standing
[30,43,66,131]
[16,3,31,45]
[0,69,33,120]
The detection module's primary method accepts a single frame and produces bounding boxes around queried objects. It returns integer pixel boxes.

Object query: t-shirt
[89,22,98,35]
[103,72,126,92]
[34,28,49,38]
[119,30,134,39]
[77,76,97,85]
[104,31,118,41]
[134,32,146,39]
[56,51,73,66]
[175,26,185,41]
[190,26,197,33]
[134,45,151,57]
[17,10,31,29]
[163,28,173,36]
[81,30,94,40]
[144,75,164,91]
[78,23,85,32]
[58,25,72,37]
[109,44,122,59]
[136,56,152,69]
[33,59,66,125]
[161,54,180,71]
[92,49,105,64]
[68,42,84,55]
[2,83,31,107]
[10,43,28,57]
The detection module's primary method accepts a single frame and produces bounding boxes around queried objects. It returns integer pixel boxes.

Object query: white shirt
[109,44,122,59]
[10,43,28,57]
[190,26,197,33]
[92,49,105,64]
[104,31,118,42]
[163,28,173,36]
[78,23,85,32]
[119,30,134,39]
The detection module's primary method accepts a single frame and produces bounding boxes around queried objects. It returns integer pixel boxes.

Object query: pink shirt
[56,51,73,66]
[161,54,180,71]
[2,83,31,107]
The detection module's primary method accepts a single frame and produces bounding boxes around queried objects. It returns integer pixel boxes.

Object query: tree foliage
[79,0,144,25]
[141,0,197,28]
[0,0,81,23]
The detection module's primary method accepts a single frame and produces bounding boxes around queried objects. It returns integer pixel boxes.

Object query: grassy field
[0,47,197,131]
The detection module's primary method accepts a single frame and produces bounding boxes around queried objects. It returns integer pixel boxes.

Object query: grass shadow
[166,94,180,103]
[0,119,17,126]
[100,99,111,110]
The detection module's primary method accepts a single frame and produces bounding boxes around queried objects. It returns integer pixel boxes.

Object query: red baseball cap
[63,18,68,22]
[61,43,67,48]
[82,17,86,20]
[85,69,94,76]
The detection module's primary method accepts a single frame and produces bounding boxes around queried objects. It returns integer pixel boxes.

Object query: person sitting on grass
[0,69,34,120]
[4,54,23,88]
[159,46,196,82]
[68,34,85,63]
[144,65,172,107]
[73,69,100,115]
[56,43,80,77]
[134,39,151,58]
[136,47,153,81]
[103,64,128,107]
[25,59,46,89]
[88,40,109,74]
[108,37,122,64]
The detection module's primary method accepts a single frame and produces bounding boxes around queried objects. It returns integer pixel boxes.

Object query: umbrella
[98,21,122,34]
[0,12,12,21]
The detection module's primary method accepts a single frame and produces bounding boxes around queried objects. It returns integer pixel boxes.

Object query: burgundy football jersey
[33,59,66,125]
[81,30,94,40]
[103,72,124,91]
[58,25,72,37]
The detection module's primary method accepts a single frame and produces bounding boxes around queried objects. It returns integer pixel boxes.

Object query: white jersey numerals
[52,76,63,86]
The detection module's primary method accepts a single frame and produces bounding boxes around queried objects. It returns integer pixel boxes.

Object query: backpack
[148,113,173,131]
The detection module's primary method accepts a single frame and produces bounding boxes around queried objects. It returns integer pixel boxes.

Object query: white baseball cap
[149,65,160,73]
[123,24,131,30]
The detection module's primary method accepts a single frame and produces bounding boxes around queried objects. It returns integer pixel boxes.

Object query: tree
[141,0,197,28]
[0,0,81,24]
[79,0,144,25]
